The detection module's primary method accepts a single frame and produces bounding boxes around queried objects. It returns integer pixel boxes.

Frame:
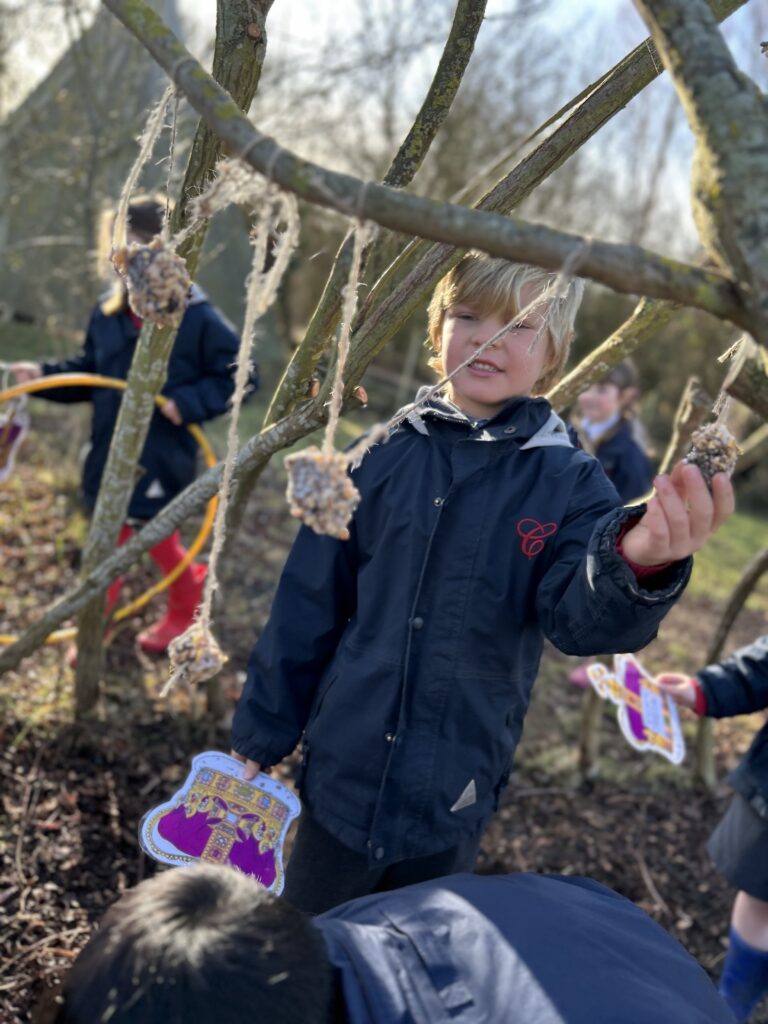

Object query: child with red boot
[10,195,253,655]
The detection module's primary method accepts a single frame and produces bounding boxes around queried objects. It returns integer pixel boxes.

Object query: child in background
[568,360,654,687]
[232,254,733,914]
[573,359,653,503]
[48,863,734,1024]
[657,635,768,1023]
[10,195,251,654]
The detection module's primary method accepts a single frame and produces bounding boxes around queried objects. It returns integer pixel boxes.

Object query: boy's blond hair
[426,254,585,395]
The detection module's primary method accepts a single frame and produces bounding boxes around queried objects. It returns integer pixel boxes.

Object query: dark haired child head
[51,865,332,1024]
[576,359,641,425]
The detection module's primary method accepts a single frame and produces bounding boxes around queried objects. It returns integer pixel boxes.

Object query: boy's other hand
[230,749,262,781]
[655,673,699,709]
[9,361,42,384]
[159,398,183,425]
[620,462,734,567]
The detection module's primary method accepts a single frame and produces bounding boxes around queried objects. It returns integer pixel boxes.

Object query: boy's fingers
[680,464,714,548]
[229,749,262,780]
[653,475,689,553]
[641,496,670,549]
[710,473,735,530]
[668,461,688,499]
[655,672,689,690]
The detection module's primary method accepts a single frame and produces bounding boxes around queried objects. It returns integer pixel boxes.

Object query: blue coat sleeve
[697,636,768,718]
[536,464,691,656]
[230,520,358,766]
[166,308,244,424]
[38,312,98,402]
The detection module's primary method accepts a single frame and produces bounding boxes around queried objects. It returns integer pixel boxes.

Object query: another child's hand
[231,748,262,781]
[620,462,734,567]
[159,398,182,425]
[655,673,699,709]
[9,361,42,384]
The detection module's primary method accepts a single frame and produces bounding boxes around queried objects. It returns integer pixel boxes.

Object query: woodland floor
[1,419,767,1022]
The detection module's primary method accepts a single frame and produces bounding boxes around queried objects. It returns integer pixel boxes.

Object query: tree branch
[101,0,752,333]
[547,297,681,411]
[383,0,487,189]
[263,0,488,429]
[657,376,713,476]
[635,0,768,339]
[354,0,747,329]
[172,0,275,275]
[70,0,277,711]
[0,399,325,676]
[733,421,768,476]
[723,333,768,421]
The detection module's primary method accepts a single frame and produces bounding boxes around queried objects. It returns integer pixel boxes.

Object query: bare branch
[657,376,713,476]
[635,0,768,338]
[264,0,488,429]
[358,0,748,320]
[383,0,487,188]
[100,0,752,333]
[71,0,278,711]
[723,333,768,420]
[547,297,680,412]
[733,421,768,476]
[172,0,276,275]
[0,399,325,676]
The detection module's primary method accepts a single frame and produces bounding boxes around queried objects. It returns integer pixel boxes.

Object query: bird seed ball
[168,622,228,686]
[112,238,191,327]
[684,423,740,487]
[285,446,360,540]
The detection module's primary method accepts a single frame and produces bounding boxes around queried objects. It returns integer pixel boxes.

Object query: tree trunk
[578,686,605,781]
[73,0,276,715]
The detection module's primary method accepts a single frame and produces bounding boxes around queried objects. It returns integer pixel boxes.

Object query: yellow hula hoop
[0,373,218,646]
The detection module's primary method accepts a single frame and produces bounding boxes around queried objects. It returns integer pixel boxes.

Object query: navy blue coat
[575,418,652,503]
[595,419,652,503]
[38,291,245,519]
[315,873,732,1023]
[698,635,768,819]
[232,394,690,866]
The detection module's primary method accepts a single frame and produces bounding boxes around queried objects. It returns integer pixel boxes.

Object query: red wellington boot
[137,531,207,654]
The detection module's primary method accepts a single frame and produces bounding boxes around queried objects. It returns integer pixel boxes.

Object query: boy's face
[439,283,552,420]
[577,382,622,422]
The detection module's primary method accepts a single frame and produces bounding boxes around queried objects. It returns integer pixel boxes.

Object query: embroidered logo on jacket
[517,518,557,558]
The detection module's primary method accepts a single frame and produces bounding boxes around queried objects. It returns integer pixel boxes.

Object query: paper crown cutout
[587,654,685,765]
[139,751,300,894]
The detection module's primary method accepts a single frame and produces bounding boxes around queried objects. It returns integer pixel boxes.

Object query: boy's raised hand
[620,461,734,567]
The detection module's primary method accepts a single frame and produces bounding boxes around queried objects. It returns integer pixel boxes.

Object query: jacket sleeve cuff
[615,520,673,579]
[595,506,692,604]
[692,679,708,716]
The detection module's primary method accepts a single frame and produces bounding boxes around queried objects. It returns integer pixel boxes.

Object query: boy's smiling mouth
[468,358,501,374]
